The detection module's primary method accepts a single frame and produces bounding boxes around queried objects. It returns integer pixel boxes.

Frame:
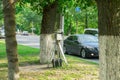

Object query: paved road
[16,35,99,63]
[16,35,40,48]
[84,58,99,64]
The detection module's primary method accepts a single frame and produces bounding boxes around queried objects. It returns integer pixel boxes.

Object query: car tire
[81,49,87,58]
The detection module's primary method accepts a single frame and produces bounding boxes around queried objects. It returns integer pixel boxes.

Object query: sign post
[75,7,81,34]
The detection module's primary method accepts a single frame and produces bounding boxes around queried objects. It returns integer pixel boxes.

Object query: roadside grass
[0,40,40,65]
[0,40,99,80]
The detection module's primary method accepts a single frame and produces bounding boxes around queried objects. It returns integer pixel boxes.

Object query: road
[16,35,40,48]
[16,35,99,63]
[84,58,99,64]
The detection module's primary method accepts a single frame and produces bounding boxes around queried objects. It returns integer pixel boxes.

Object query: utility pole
[31,21,35,35]
[75,7,81,34]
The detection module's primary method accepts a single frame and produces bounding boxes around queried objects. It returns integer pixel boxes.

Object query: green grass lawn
[0,40,40,64]
[0,40,99,80]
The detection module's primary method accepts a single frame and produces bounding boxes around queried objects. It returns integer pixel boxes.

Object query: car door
[72,36,81,55]
[64,36,74,54]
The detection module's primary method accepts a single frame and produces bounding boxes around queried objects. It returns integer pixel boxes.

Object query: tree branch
[4,0,19,9]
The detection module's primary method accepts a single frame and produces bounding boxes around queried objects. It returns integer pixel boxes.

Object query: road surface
[16,35,40,48]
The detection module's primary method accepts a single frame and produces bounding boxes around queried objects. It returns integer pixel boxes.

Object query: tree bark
[40,1,60,64]
[85,4,88,28]
[96,0,120,80]
[3,0,19,80]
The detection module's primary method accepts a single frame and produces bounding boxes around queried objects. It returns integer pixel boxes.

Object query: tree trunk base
[40,34,55,64]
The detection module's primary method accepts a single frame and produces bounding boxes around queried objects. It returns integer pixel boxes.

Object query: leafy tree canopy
[19,0,77,14]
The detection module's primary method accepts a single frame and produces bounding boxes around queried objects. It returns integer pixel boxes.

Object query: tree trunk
[40,1,60,64]
[85,9,88,28]
[3,0,19,80]
[96,0,120,80]
[85,4,88,28]
[67,23,72,36]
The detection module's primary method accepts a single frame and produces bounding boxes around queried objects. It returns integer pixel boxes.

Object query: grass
[0,40,99,80]
[0,40,40,64]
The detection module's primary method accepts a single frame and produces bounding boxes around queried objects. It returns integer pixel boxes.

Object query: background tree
[3,0,19,80]
[77,0,96,29]
[16,3,42,34]
[0,1,3,26]
[64,5,98,35]
[96,0,120,80]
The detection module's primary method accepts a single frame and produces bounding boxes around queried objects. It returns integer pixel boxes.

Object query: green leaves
[64,1,98,35]
[14,0,98,35]
[15,3,42,34]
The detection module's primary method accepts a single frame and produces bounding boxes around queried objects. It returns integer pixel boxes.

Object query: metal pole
[58,41,68,64]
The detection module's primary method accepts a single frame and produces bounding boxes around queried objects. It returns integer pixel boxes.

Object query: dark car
[22,31,29,36]
[64,34,99,58]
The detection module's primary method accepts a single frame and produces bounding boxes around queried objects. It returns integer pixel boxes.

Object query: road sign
[75,7,81,12]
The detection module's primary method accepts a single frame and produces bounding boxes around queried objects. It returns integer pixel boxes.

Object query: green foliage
[0,1,3,27]
[0,0,98,35]
[19,0,56,13]
[17,0,98,35]
[64,1,98,35]
[0,1,42,34]
[19,0,76,14]
[75,0,96,8]
[16,3,42,34]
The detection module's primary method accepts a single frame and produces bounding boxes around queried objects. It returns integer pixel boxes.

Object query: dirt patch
[20,64,53,72]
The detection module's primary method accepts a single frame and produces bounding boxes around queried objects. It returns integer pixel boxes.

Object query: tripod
[51,33,68,67]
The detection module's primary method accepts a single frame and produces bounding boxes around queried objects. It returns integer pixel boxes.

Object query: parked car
[84,28,98,37]
[22,31,29,36]
[0,30,5,39]
[64,34,99,58]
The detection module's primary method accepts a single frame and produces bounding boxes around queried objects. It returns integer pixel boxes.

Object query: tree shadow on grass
[19,60,53,71]
[0,60,53,73]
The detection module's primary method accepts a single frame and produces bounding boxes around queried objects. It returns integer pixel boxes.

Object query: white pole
[58,41,68,64]
[32,21,34,35]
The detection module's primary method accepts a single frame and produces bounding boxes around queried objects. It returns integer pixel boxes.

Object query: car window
[85,30,98,35]
[73,36,78,41]
[78,35,98,42]
[84,29,98,36]
[67,36,74,40]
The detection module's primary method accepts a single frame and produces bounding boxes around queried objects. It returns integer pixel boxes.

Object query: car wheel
[81,49,87,58]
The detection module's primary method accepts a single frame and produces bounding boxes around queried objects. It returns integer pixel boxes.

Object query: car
[64,34,99,58]
[0,30,5,39]
[84,28,98,37]
[22,31,29,36]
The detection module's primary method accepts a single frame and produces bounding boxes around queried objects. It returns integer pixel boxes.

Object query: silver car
[84,28,98,37]
[0,30,5,38]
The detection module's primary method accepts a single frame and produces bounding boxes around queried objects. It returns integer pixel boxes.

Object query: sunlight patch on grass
[0,39,5,43]
[0,67,7,79]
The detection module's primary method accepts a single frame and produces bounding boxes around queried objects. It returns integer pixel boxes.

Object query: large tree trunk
[40,1,60,64]
[3,0,19,80]
[96,0,120,80]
